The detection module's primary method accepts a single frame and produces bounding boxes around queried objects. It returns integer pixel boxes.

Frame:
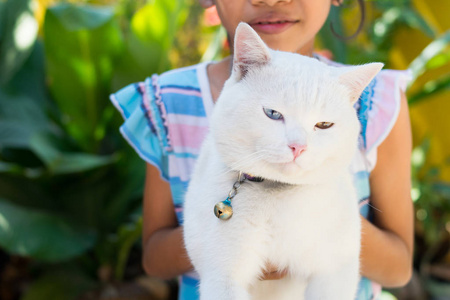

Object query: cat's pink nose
[289,144,306,159]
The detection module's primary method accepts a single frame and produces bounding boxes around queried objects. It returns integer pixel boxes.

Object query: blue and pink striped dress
[110,57,411,300]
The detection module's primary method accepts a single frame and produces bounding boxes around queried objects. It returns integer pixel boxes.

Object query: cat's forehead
[272,52,336,81]
[242,53,344,109]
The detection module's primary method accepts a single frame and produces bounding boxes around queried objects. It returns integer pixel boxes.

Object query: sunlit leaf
[408,31,450,82]
[129,0,188,73]
[0,0,38,85]
[370,6,437,49]
[409,74,450,104]
[0,199,96,262]
[201,26,227,62]
[402,9,437,38]
[49,3,114,31]
[44,3,124,152]
[371,7,402,44]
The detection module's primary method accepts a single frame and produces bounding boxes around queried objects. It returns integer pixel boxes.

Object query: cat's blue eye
[263,107,284,120]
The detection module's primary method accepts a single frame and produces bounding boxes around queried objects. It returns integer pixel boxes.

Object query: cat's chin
[257,161,342,185]
[250,161,312,185]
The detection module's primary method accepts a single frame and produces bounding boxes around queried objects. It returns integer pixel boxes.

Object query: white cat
[183,23,383,300]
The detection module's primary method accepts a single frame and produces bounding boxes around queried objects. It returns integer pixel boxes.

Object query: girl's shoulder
[315,54,412,169]
[109,62,214,178]
[356,66,411,158]
[157,62,209,89]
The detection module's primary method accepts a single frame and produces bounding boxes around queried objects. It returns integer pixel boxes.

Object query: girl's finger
[260,269,288,281]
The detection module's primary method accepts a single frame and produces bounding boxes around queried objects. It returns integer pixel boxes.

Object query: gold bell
[214,199,233,220]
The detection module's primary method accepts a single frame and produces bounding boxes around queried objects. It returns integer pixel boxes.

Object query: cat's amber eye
[263,107,284,120]
[315,122,334,129]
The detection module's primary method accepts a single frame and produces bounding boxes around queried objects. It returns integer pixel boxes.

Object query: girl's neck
[206,56,233,103]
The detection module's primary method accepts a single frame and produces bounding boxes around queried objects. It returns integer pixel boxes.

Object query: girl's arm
[142,163,288,280]
[142,163,193,279]
[360,91,414,287]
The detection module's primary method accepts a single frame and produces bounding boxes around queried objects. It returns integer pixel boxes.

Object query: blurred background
[0,0,448,299]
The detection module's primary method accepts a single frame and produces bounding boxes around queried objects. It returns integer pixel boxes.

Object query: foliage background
[0,0,448,299]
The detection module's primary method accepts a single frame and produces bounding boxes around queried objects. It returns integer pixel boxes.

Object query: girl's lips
[249,20,298,35]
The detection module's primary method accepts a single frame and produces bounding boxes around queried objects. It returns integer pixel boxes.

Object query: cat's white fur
[183,23,383,300]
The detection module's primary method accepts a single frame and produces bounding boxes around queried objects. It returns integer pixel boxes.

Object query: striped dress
[110,58,411,300]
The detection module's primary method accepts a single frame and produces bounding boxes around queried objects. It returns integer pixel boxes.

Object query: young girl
[110,0,414,299]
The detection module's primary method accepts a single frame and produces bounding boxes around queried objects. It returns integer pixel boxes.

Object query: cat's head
[211,23,383,185]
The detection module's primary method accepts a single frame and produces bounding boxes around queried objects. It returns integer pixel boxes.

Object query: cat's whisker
[227,150,267,168]
[219,151,268,177]
[221,156,266,177]
[229,151,267,168]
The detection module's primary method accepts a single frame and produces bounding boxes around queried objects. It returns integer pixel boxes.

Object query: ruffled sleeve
[357,69,412,171]
[110,75,171,181]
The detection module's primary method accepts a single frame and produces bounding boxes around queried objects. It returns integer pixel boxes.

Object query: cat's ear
[338,63,384,104]
[233,22,271,81]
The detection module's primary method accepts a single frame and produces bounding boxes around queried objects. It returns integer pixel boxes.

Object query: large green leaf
[44,3,124,152]
[408,30,450,83]
[409,74,450,105]
[48,3,115,31]
[0,199,96,262]
[29,132,116,174]
[0,89,50,149]
[402,8,437,38]
[370,6,437,50]
[0,0,38,85]
[7,41,50,108]
[131,0,187,49]
[112,0,188,88]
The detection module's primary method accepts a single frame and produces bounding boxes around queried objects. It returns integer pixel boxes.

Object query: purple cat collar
[243,173,264,182]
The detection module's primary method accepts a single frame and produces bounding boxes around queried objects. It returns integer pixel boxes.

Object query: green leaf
[370,6,437,50]
[432,182,450,199]
[44,3,124,152]
[402,8,437,38]
[114,215,142,280]
[111,0,188,88]
[0,161,18,173]
[0,0,38,85]
[130,0,187,72]
[48,3,115,31]
[408,30,450,82]
[201,26,227,62]
[371,7,402,45]
[7,41,50,108]
[0,199,96,262]
[29,133,115,174]
[0,89,50,149]
[21,268,96,300]
[409,74,450,105]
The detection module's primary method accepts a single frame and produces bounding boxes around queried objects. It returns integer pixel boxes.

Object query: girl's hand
[260,262,288,280]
